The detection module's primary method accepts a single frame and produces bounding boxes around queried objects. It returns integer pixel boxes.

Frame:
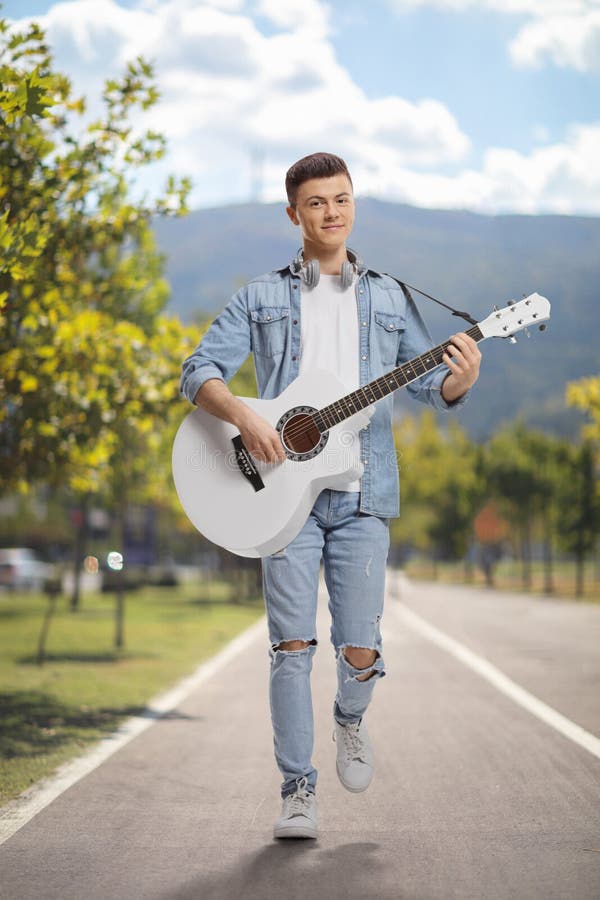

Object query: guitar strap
[384,274,478,327]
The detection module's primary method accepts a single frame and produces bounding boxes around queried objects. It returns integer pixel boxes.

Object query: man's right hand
[236,407,286,464]
[194,378,286,464]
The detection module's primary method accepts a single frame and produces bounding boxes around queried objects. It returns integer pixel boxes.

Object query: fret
[314,324,483,431]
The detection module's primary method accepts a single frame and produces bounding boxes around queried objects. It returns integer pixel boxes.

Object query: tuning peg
[507,300,516,306]
[509,336,517,344]
[539,324,547,332]
[524,328,531,338]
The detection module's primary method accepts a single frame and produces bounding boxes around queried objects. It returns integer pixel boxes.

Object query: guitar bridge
[231,435,265,492]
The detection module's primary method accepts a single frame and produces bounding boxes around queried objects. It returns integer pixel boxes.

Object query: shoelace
[337,723,366,762]
[285,777,313,817]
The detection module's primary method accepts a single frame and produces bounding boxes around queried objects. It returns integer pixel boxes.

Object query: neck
[312,322,484,432]
[303,242,348,276]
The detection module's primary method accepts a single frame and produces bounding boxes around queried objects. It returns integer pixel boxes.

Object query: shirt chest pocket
[374,311,406,366]
[249,306,290,357]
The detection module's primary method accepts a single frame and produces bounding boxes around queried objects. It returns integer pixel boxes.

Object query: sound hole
[281,413,321,454]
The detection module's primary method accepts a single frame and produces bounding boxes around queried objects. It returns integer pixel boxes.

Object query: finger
[271,438,286,462]
[448,334,477,360]
[443,347,467,370]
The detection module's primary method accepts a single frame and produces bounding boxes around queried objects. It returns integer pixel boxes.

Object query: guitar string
[280,326,481,447]
[280,330,477,444]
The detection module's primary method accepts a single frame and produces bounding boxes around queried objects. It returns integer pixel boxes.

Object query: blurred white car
[0,547,54,592]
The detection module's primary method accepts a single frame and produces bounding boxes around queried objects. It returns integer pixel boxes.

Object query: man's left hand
[441,332,482,403]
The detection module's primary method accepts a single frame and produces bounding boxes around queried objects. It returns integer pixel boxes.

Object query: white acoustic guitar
[172,294,550,558]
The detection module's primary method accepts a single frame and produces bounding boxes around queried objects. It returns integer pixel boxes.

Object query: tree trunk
[542,510,554,595]
[115,589,125,649]
[114,503,127,650]
[575,552,585,599]
[70,494,89,612]
[520,520,532,591]
[37,583,61,665]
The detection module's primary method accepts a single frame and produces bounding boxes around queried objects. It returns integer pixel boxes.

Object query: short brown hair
[285,152,353,206]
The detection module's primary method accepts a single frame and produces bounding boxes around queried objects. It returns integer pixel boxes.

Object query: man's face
[286,174,355,253]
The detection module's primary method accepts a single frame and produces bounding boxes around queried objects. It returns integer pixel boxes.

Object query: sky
[4,0,600,215]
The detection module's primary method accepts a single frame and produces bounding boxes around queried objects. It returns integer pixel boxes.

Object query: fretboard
[313,324,483,432]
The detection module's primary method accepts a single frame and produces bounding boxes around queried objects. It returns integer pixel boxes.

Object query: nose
[324,201,340,219]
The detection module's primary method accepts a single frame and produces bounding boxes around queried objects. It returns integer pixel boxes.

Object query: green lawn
[0,580,264,805]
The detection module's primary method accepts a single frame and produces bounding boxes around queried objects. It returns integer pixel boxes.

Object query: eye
[309,200,322,208]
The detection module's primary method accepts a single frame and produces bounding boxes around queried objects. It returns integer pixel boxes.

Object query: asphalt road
[1,576,599,900]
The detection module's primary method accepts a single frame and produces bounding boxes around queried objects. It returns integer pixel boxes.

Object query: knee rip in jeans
[272,638,317,653]
[339,646,384,682]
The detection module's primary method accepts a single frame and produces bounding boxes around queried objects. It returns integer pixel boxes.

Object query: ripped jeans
[262,489,389,797]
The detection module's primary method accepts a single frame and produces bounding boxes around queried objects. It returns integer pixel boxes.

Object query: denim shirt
[180,264,467,519]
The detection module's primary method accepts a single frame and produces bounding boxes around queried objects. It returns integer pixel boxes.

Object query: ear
[286,205,299,226]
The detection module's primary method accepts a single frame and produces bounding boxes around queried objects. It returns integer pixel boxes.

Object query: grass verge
[0,580,264,806]
[404,558,600,602]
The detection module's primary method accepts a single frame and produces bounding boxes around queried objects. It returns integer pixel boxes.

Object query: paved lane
[1,576,599,900]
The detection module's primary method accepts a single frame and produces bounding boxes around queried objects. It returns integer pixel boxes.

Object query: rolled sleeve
[426,366,470,411]
[180,288,252,404]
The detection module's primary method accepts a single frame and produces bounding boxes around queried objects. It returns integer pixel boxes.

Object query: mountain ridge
[154,199,599,439]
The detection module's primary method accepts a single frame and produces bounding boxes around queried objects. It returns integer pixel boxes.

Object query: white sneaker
[333,719,374,793]
[273,777,318,839]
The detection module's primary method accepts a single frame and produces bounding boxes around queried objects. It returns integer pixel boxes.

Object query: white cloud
[8,1,600,213]
[254,0,331,35]
[388,0,600,71]
[509,9,600,71]
[11,0,471,207]
[345,122,600,215]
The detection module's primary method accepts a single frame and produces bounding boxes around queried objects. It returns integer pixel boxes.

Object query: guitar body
[172,370,373,558]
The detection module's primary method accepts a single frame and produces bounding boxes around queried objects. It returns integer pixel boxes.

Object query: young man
[180,152,481,840]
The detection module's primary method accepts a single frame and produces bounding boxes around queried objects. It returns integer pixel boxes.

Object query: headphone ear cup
[305,258,320,288]
[341,260,354,290]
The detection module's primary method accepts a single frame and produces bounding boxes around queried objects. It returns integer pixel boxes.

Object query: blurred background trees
[391,401,599,598]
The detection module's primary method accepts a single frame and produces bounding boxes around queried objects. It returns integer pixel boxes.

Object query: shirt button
[293,319,298,325]
[388,323,394,329]
[266,315,271,320]
[359,289,364,294]
[361,355,367,360]
[292,355,297,361]
[363,459,369,465]
[293,284,298,290]
[362,321,367,326]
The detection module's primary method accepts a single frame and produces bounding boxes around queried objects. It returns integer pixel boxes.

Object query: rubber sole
[273,824,318,839]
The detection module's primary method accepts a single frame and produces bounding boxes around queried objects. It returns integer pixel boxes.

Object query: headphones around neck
[291,247,364,290]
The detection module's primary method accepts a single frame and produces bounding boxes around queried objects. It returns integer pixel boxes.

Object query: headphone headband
[291,248,364,289]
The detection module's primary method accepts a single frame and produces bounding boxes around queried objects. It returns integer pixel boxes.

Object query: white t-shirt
[298,274,361,491]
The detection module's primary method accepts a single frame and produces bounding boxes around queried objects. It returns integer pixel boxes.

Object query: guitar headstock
[478,293,551,340]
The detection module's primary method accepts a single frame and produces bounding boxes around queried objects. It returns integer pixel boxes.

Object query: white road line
[0,616,267,846]
[391,599,600,760]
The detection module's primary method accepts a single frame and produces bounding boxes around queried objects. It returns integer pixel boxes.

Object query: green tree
[555,440,600,598]
[0,17,198,619]
[566,375,600,446]
[565,375,600,596]
[482,422,547,590]
[0,18,191,496]
[392,411,480,569]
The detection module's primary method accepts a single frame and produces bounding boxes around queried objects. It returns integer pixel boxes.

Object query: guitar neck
[313,323,484,431]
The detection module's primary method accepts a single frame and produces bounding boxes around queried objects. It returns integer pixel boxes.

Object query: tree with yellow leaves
[0,17,200,619]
